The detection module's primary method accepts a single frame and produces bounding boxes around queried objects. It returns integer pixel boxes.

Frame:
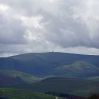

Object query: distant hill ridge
[0,52,99,78]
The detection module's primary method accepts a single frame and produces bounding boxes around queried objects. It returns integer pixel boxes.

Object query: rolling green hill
[0,52,99,98]
[87,76,99,81]
[0,88,56,99]
[1,77,99,97]
[30,77,99,96]
[0,77,99,97]
[0,52,99,78]
[56,61,99,78]
[0,70,40,83]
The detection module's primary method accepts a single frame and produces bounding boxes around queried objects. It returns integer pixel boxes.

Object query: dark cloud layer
[0,0,99,56]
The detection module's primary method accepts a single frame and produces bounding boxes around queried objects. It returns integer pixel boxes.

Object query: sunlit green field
[0,88,58,99]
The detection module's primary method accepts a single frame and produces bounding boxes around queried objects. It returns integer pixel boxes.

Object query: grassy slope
[2,77,99,97]
[28,77,99,96]
[87,76,99,81]
[0,52,99,78]
[0,77,99,97]
[0,88,57,99]
[11,52,99,68]
[56,61,99,78]
[0,75,25,85]
[0,70,40,83]
[11,52,99,78]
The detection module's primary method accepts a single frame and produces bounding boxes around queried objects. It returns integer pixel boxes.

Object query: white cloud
[19,15,43,28]
[0,0,99,56]
[49,0,54,3]
[0,4,9,11]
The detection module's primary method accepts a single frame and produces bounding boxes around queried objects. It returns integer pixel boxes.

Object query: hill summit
[0,52,99,78]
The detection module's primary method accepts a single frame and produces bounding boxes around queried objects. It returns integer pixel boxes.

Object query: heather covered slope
[0,74,25,85]
[0,52,99,78]
[0,70,40,83]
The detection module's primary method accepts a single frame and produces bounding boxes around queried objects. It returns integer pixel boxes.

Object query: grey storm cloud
[0,14,27,44]
[0,0,99,56]
[39,9,99,48]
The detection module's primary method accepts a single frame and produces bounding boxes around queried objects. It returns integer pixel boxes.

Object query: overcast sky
[0,0,99,57]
